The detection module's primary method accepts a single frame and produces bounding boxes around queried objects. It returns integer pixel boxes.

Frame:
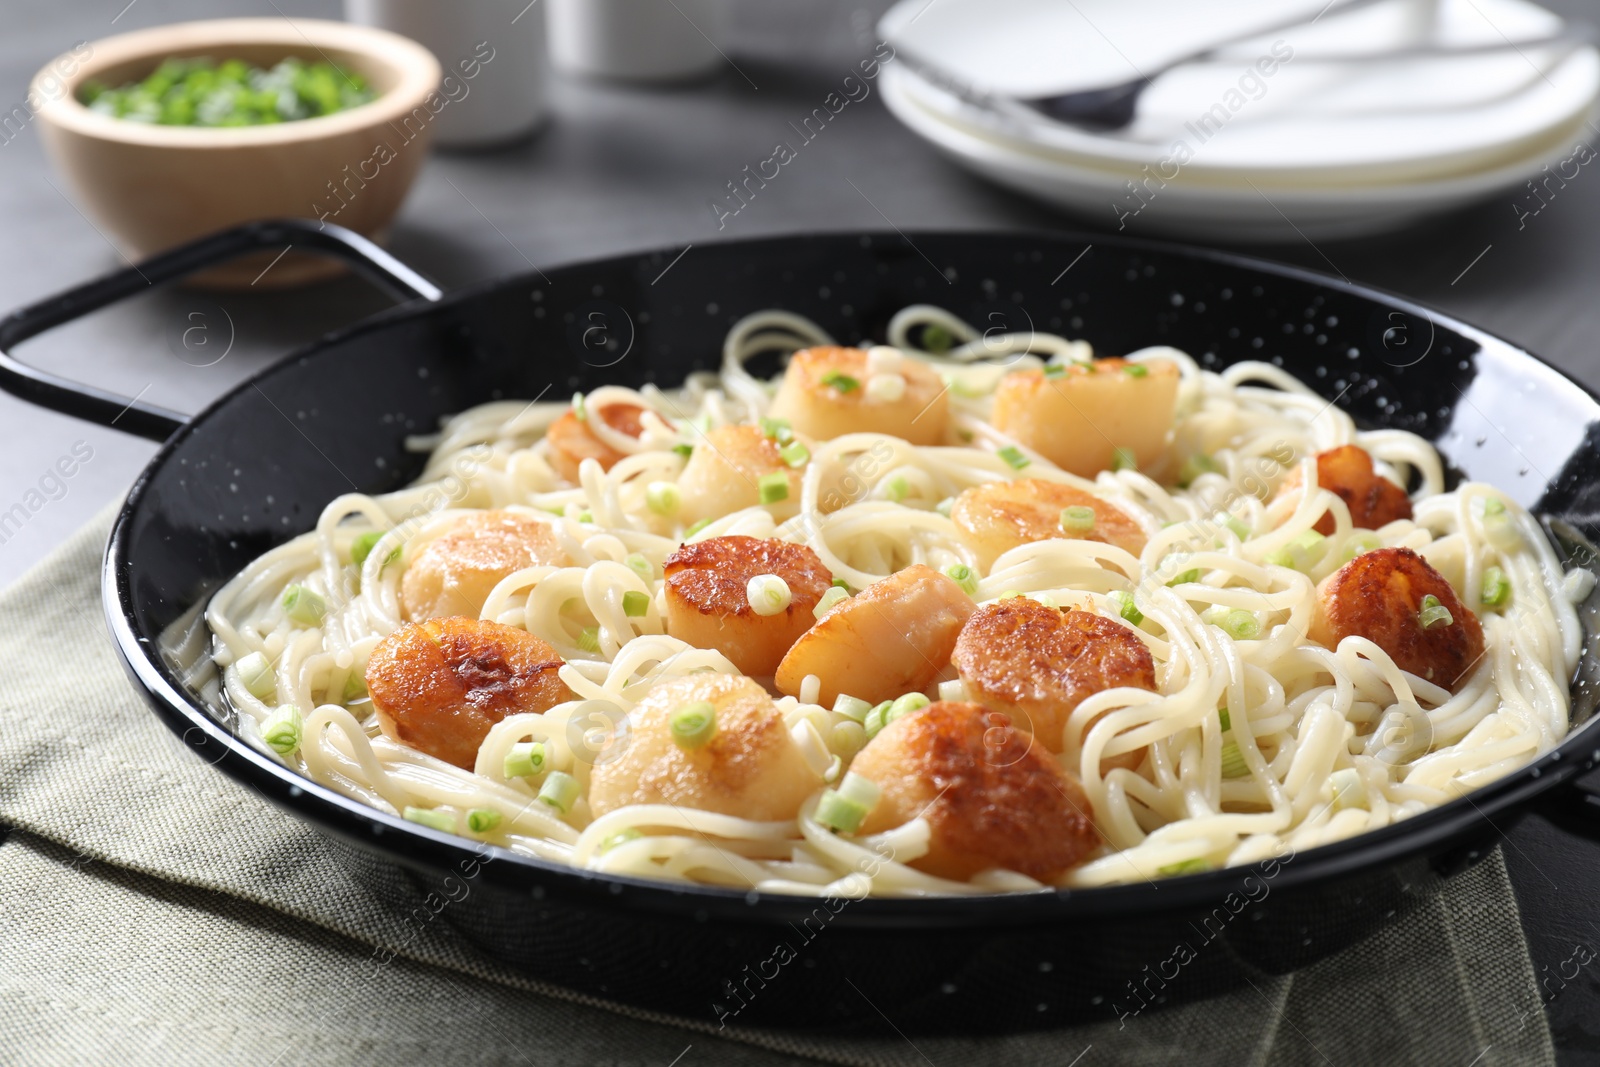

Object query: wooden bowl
[32,18,442,288]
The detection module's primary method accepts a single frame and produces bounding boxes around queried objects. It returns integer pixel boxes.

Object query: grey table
[5,0,1600,1060]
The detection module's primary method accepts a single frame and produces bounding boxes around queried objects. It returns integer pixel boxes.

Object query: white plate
[880,0,1599,184]
[880,62,1595,241]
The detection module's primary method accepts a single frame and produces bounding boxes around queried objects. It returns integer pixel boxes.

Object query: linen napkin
[0,504,1558,1066]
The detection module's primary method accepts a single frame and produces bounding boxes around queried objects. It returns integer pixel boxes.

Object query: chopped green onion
[684,518,713,539]
[820,370,860,393]
[943,563,979,596]
[863,701,891,739]
[281,584,326,626]
[504,741,547,778]
[342,672,367,703]
[1482,498,1520,550]
[1032,592,1059,609]
[998,589,1023,600]
[998,445,1031,471]
[935,497,955,518]
[921,323,954,354]
[670,701,717,748]
[260,705,302,756]
[1123,363,1150,378]
[572,392,587,422]
[235,651,274,699]
[577,626,601,654]
[1167,568,1201,586]
[350,530,383,566]
[1218,707,1231,732]
[1059,505,1096,533]
[887,692,930,723]
[746,573,792,616]
[833,694,873,722]
[780,440,811,468]
[599,828,643,853]
[1481,566,1511,609]
[1207,608,1260,640]
[1176,453,1222,488]
[625,553,653,582]
[815,790,870,834]
[1266,530,1327,572]
[883,475,909,503]
[758,471,790,504]
[1341,532,1382,563]
[1111,447,1138,472]
[622,590,651,617]
[1043,363,1068,379]
[759,416,793,442]
[1217,513,1250,541]
[1418,593,1453,630]
[538,771,581,814]
[646,481,682,515]
[466,808,503,833]
[815,771,881,834]
[1220,738,1250,779]
[1157,858,1211,876]
[1329,767,1367,812]
[814,585,850,618]
[1109,590,1143,626]
[404,806,455,833]
[577,510,593,524]
[672,443,693,459]
[831,577,850,590]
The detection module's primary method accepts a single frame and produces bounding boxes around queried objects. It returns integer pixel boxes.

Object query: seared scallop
[676,424,803,524]
[547,401,648,483]
[1276,444,1413,535]
[366,617,570,769]
[952,598,1156,770]
[588,674,820,820]
[991,357,1179,478]
[775,564,975,707]
[848,701,1098,882]
[767,345,948,445]
[400,510,570,622]
[1310,546,1485,690]
[663,535,831,675]
[950,478,1146,571]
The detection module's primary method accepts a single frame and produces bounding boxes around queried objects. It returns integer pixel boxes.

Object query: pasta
[203,306,1586,897]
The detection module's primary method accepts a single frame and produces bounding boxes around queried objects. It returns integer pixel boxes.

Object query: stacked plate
[878,0,1599,240]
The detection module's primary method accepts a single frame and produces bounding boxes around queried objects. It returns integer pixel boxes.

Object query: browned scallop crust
[1277,444,1413,535]
[662,535,831,675]
[951,479,1147,562]
[952,600,1155,766]
[400,510,571,622]
[366,617,569,769]
[547,402,648,482]
[1311,547,1485,690]
[850,701,1097,882]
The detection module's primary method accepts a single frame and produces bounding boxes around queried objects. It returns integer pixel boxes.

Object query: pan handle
[0,219,443,443]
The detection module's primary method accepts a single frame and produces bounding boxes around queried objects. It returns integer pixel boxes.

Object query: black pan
[5,219,1600,1035]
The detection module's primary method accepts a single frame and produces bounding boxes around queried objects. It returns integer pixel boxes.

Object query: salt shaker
[548,0,728,83]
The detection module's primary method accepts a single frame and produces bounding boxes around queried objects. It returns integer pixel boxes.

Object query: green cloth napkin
[0,506,1559,1066]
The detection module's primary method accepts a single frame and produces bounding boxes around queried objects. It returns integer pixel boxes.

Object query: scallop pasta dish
[204,306,1589,896]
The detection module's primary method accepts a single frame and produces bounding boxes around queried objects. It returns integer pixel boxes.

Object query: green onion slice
[997,445,1031,471]
[757,471,790,504]
[404,806,456,833]
[281,584,326,626]
[1418,593,1453,629]
[1059,505,1096,533]
[503,741,547,779]
[260,705,303,756]
[670,701,717,749]
[538,771,581,814]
